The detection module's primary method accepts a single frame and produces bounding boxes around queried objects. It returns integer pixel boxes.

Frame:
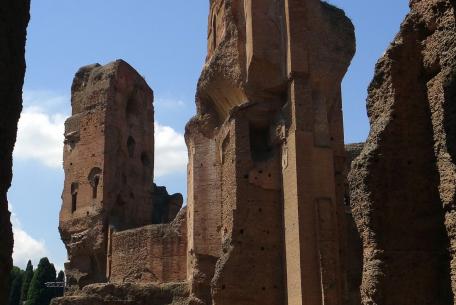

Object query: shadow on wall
[444,68,456,169]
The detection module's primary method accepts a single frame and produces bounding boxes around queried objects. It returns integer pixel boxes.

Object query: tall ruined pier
[349,0,456,304]
[60,60,156,288]
[186,0,355,304]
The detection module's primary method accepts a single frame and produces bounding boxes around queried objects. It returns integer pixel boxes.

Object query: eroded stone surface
[51,282,200,305]
[349,1,456,304]
[0,0,30,303]
[344,143,364,305]
[186,1,355,304]
[152,184,184,224]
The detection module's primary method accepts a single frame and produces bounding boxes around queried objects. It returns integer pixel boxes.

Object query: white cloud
[14,106,66,168]
[154,123,188,177]
[9,205,48,269]
[155,97,186,109]
[23,90,68,112]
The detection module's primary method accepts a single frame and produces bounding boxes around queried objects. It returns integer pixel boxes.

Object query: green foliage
[54,271,65,298]
[56,271,64,283]
[8,267,24,305]
[20,260,34,304]
[26,258,56,305]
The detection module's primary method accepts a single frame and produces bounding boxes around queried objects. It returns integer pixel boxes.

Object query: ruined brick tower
[59,60,155,288]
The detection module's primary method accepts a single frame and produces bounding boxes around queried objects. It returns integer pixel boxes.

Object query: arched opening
[92,176,100,199]
[88,167,102,199]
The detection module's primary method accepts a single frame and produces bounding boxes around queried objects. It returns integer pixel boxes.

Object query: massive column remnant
[0,0,30,303]
[60,60,156,289]
[186,0,355,304]
[349,0,456,304]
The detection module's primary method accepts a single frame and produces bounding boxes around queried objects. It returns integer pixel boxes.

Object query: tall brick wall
[110,208,187,284]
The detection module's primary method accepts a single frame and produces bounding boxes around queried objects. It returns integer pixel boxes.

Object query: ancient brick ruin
[59,60,183,290]
[349,0,456,304]
[1,0,456,305]
[0,1,30,303]
[53,0,357,304]
[186,1,355,304]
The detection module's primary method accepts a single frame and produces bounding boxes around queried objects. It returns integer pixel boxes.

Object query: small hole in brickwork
[261,247,265,251]
[222,285,226,290]
[262,287,266,291]
[258,208,262,213]
[244,174,249,179]
[240,229,244,234]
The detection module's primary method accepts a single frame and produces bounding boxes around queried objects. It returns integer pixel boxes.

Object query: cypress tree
[26,258,56,305]
[8,267,24,305]
[20,260,33,304]
[54,271,65,298]
[56,271,64,283]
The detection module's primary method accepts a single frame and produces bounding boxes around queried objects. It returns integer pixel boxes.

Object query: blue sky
[8,0,409,271]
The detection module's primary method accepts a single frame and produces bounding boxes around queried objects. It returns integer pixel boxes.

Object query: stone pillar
[186,120,222,302]
[282,0,351,304]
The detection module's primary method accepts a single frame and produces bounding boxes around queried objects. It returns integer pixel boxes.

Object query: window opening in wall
[250,124,272,162]
[88,167,102,200]
[92,175,100,199]
[71,182,79,213]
